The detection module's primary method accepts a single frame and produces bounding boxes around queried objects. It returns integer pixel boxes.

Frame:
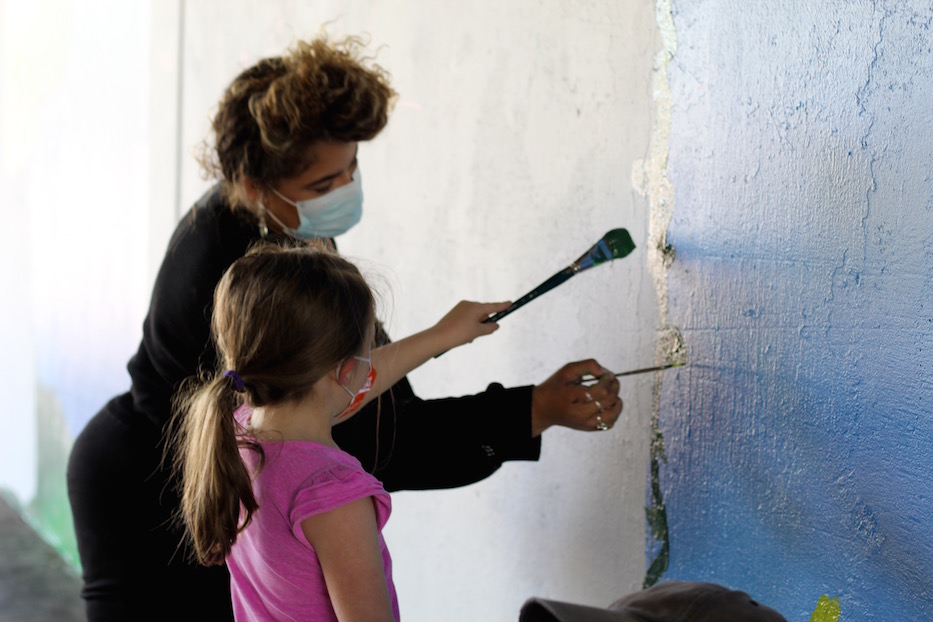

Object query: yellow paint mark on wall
[810,595,841,622]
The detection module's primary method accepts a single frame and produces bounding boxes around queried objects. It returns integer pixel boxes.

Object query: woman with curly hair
[66,35,622,621]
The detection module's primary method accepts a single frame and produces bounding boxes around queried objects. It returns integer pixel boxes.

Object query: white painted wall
[0,0,163,560]
[178,2,659,621]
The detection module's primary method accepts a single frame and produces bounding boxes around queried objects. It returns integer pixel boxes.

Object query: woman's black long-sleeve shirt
[122,185,541,491]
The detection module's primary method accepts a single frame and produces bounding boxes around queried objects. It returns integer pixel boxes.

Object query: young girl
[171,242,510,621]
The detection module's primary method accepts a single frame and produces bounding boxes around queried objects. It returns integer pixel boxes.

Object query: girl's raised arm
[301,497,395,622]
[364,300,511,403]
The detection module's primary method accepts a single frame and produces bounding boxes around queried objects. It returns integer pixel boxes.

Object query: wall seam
[632,0,678,588]
[173,0,185,222]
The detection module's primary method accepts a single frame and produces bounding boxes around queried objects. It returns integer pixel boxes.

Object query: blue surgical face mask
[266,171,363,240]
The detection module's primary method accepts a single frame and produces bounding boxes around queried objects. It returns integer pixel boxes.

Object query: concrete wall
[659,1,933,619]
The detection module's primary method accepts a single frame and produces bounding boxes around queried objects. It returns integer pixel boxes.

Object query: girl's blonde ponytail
[171,374,260,566]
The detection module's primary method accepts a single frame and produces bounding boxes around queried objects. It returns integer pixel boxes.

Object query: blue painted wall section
[658,1,933,619]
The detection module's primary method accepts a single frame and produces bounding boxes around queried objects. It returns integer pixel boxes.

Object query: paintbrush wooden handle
[435,266,575,358]
[612,364,677,377]
[578,363,685,384]
[483,266,577,323]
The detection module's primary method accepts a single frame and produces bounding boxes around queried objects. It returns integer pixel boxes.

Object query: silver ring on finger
[595,414,609,431]
[594,399,604,413]
[584,390,594,403]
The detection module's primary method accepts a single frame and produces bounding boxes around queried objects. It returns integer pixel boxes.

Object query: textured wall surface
[659,1,933,619]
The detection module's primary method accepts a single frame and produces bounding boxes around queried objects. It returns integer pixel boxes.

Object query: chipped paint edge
[631,0,678,588]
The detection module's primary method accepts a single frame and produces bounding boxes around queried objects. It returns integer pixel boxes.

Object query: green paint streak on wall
[32,386,80,571]
[1,386,80,575]
[644,422,669,587]
[810,595,841,622]
[632,0,677,588]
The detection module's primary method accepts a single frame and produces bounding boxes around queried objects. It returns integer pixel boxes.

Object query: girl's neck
[249,400,338,448]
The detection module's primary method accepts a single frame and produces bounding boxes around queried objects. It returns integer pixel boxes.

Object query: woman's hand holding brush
[531,359,623,436]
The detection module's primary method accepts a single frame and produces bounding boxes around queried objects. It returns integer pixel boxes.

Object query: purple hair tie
[223,370,245,392]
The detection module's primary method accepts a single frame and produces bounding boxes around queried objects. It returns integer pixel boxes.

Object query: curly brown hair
[201,35,396,207]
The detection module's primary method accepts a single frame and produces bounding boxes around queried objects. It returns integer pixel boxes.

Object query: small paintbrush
[579,362,686,385]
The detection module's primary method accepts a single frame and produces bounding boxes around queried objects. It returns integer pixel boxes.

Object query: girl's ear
[335,359,355,386]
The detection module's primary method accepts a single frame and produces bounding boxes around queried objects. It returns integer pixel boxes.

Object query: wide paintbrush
[483,228,636,323]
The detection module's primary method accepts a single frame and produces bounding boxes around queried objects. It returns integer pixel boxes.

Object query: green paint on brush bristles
[574,228,636,270]
[482,228,637,325]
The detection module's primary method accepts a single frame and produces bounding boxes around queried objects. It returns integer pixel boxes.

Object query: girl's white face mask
[267,171,364,240]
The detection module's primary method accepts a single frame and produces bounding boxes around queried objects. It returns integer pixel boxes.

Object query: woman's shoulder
[162,184,260,272]
[175,184,256,243]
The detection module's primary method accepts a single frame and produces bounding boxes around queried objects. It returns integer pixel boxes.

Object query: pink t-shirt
[229,406,399,621]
